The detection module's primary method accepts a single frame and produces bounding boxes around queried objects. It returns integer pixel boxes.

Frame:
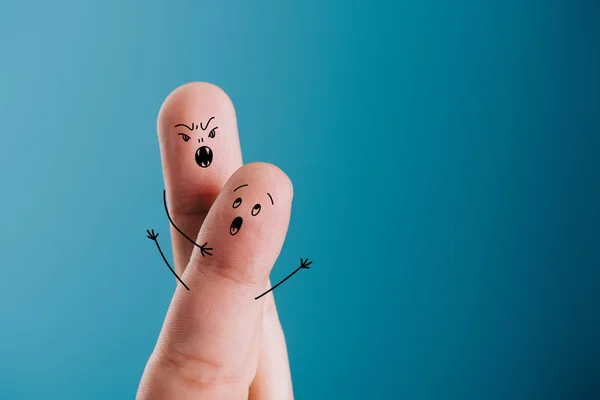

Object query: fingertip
[158,82,234,126]
[157,81,242,215]
[188,162,294,285]
[240,162,294,204]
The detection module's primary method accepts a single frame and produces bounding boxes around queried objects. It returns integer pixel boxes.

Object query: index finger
[157,82,243,274]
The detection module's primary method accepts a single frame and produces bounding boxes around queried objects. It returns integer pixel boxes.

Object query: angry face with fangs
[174,116,218,168]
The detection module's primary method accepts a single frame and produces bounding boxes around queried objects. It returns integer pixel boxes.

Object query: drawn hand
[146,229,159,241]
[254,258,313,300]
[138,83,295,400]
[198,241,213,257]
[300,257,312,269]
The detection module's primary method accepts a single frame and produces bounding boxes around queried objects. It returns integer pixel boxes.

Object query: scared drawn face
[229,184,274,236]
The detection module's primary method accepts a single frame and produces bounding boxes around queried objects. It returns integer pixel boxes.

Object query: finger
[137,162,293,400]
[249,290,294,400]
[157,82,243,275]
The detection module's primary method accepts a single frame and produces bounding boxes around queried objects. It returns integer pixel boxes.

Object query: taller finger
[157,82,243,274]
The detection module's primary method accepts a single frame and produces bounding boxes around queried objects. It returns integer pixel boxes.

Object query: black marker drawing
[163,190,213,257]
[149,119,314,297]
[200,116,215,130]
[147,115,217,291]
[146,191,213,290]
[175,117,218,168]
[229,184,269,236]
[146,229,190,291]
[255,258,313,300]
[195,146,213,168]
[174,122,194,131]
[228,184,313,299]
[230,216,243,236]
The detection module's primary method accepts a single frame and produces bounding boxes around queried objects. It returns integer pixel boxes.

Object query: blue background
[1,1,599,399]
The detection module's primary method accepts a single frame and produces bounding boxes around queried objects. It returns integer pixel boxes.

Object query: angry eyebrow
[174,123,194,131]
[267,193,274,205]
[234,184,248,192]
[200,116,215,131]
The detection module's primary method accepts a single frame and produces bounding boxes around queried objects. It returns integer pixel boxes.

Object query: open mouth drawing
[195,146,213,168]
[230,216,243,236]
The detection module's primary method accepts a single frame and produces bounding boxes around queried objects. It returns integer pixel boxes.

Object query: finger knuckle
[152,343,246,390]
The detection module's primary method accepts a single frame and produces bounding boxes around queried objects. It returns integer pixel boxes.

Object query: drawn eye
[178,133,191,142]
[232,197,242,208]
[208,127,217,139]
[251,204,261,216]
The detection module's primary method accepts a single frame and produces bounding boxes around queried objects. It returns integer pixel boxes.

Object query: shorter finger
[138,162,293,399]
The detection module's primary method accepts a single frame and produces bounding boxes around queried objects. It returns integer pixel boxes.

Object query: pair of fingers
[137,83,294,399]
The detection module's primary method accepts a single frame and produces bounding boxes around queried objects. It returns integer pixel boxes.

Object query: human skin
[137,82,295,399]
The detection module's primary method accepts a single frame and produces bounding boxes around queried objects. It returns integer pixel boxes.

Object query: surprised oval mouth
[195,146,213,168]
[230,216,243,236]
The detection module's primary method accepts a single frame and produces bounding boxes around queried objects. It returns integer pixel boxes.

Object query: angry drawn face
[229,184,274,236]
[174,117,218,168]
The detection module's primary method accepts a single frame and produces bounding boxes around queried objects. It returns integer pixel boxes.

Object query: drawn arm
[146,229,190,291]
[254,258,313,300]
[163,190,212,257]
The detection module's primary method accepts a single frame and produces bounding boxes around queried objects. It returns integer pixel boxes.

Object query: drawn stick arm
[146,229,190,291]
[254,258,312,300]
[163,190,204,250]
